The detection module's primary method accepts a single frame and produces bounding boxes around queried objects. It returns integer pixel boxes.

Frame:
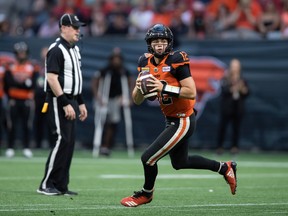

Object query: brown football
[139,71,157,101]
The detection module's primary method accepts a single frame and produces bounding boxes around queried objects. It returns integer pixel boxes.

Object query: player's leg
[121,116,191,207]
[5,100,17,157]
[168,114,237,195]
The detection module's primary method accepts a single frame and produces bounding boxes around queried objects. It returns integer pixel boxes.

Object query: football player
[120,24,237,207]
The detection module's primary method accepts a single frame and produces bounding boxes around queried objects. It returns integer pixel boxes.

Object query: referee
[37,13,88,196]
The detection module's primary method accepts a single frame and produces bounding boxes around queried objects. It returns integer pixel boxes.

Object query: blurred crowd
[1,0,288,40]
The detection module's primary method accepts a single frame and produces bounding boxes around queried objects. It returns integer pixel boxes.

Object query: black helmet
[145,24,173,58]
[13,41,29,54]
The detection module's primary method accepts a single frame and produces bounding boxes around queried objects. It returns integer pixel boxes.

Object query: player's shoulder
[138,53,152,66]
[168,50,190,64]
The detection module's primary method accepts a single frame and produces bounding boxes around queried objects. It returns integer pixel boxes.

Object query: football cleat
[120,190,153,207]
[224,161,237,195]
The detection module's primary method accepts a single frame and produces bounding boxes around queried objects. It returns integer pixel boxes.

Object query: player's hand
[146,75,164,92]
[63,104,76,120]
[135,72,142,91]
[78,104,88,121]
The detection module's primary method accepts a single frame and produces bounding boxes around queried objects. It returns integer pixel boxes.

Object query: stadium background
[0,36,287,151]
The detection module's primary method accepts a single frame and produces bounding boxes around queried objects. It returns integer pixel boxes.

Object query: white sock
[142,188,154,193]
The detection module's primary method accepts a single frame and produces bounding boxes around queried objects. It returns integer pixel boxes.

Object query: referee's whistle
[41,102,48,113]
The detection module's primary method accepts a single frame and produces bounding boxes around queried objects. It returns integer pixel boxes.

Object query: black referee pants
[39,95,77,192]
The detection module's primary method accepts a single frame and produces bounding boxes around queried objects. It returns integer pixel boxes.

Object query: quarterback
[120,24,237,207]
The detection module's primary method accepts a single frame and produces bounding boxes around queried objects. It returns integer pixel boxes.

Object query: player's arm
[162,50,196,99]
[178,76,196,100]
[148,75,196,99]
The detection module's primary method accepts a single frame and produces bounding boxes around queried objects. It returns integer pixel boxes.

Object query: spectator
[128,0,154,37]
[105,13,129,35]
[89,3,107,36]
[257,0,281,39]
[92,47,133,156]
[15,14,38,37]
[38,13,59,38]
[150,1,173,27]
[216,58,249,155]
[0,15,10,36]
[188,0,207,39]
[206,3,234,38]
[221,0,263,39]
[105,1,130,35]
[280,0,288,38]
[170,0,190,37]
[4,41,38,158]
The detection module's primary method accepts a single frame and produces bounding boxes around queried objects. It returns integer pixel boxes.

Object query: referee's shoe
[37,187,78,196]
[37,187,61,196]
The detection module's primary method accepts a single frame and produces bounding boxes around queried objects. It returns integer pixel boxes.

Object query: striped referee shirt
[44,36,83,96]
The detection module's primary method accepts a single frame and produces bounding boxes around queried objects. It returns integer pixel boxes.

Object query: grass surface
[0,149,287,216]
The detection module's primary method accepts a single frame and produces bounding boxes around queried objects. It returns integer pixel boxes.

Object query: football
[139,71,158,101]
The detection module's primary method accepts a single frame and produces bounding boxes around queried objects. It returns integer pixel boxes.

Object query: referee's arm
[47,72,76,120]
[46,73,64,97]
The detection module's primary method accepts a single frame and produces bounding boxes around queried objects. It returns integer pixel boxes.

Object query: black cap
[59,13,86,28]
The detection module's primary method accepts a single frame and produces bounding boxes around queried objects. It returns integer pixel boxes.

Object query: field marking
[1,157,288,168]
[99,173,288,179]
[1,173,288,181]
[99,174,219,179]
[0,202,288,212]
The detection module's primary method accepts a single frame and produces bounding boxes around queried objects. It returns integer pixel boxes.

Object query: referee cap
[59,13,86,28]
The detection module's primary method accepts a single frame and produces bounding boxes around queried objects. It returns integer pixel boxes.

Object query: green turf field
[0,149,287,216]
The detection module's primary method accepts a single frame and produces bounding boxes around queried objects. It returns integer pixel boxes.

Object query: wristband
[57,94,70,107]
[77,94,84,105]
[162,83,181,97]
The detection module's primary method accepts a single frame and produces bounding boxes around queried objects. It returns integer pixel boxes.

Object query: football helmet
[14,41,29,54]
[13,41,29,62]
[145,24,173,58]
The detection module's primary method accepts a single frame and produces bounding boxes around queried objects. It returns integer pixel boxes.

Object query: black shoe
[62,190,78,196]
[99,147,111,156]
[37,187,61,196]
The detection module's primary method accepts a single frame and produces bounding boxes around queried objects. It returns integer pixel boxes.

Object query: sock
[218,162,228,175]
[142,188,153,197]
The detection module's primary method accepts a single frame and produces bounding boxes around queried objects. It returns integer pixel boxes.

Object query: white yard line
[1,157,288,168]
[1,173,288,181]
[0,202,288,212]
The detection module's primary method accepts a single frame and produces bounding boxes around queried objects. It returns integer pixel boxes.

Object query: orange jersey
[5,62,37,100]
[137,51,195,118]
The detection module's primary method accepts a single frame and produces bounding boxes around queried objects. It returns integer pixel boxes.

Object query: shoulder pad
[138,53,150,66]
[170,50,190,64]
